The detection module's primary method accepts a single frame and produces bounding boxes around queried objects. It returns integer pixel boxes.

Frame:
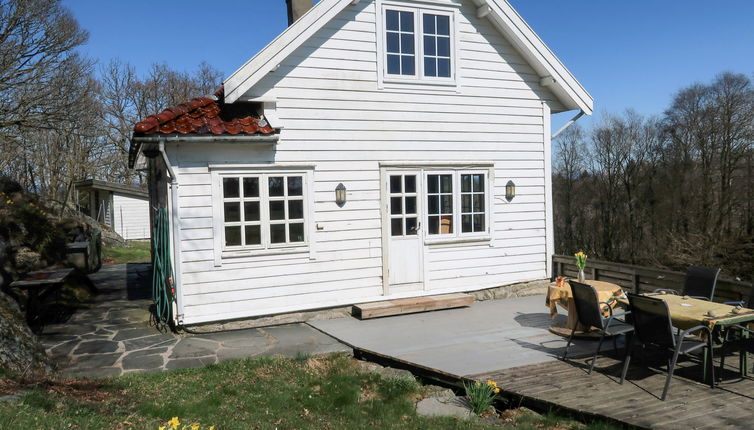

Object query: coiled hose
[152,207,174,331]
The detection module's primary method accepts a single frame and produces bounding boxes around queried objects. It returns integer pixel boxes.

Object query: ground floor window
[425,171,488,238]
[220,173,307,250]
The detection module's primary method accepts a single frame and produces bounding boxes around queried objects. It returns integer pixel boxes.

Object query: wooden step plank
[354,293,473,319]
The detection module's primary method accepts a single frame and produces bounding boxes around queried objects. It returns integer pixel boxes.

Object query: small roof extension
[129,87,278,168]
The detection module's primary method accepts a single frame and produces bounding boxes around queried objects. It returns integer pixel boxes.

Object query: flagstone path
[39,263,349,378]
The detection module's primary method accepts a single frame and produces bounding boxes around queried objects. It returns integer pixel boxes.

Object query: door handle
[411,222,421,232]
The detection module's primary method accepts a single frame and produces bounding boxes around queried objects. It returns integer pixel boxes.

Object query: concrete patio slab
[310,295,613,378]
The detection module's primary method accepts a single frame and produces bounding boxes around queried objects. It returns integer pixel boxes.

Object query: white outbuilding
[130,0,592,326]
[74,179,151,240]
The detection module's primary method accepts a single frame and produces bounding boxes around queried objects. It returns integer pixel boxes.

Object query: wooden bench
[10,268,74,332]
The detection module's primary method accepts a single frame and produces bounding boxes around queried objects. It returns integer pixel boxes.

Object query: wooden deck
[312,295,754,429]
[473,351,754,429]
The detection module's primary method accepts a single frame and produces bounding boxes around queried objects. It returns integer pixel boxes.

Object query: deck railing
[551,254,752,303]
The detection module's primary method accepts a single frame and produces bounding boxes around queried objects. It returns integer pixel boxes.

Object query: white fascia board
[224,0,355,104]
[483,0,594,114]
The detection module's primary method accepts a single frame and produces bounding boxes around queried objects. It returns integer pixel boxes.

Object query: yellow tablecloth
[654,294,754,331]
[546,280,625,331]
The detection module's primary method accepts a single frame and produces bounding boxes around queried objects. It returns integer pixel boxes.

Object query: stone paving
[39,263,349,378]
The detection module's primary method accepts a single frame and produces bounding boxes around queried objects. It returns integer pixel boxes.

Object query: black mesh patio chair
[653,265,720,301]
[620,293,715,400]
[561,280,633,374]
[722,284,754,307]
[719,325,754,378]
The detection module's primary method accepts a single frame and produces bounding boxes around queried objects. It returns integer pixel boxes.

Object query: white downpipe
[551,110,585,140]
[158,139,185,325]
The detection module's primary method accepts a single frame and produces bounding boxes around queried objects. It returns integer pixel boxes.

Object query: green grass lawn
[103,240,151,264]
[0,353,617,430]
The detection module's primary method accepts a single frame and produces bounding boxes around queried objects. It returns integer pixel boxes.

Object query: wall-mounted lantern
[335,183,347,207]
[505,180,516,202]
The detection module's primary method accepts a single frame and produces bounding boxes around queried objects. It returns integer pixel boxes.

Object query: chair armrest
[688,295,711,301]
[653,288,679,295]
[680,324,712,339]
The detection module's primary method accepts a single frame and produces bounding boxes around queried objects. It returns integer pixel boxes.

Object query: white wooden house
[74,179,151,240]
[130,0,592,326]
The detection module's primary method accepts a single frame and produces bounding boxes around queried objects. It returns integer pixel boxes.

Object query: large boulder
[0,291,52,376]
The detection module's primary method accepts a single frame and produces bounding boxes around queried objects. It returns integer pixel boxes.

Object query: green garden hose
[152,207,174,330]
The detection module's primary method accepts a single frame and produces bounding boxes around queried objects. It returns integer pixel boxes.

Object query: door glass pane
[287,177,303,196]
[243,177,259,197]
[269,201,285,220]
[404,175,416,193]
[289,223,305,242]
[386,9,399,31]
[288,200,304,219]
[223,178,239,198]
[245,225,261,245]
[424,57,436,77]
[401,34,414,54]
[437,58,450,78]
[270,224,286,243]
[224,202,240,222]
[244,202,260,221]
[387,32,399,53]
[405,196,416,214]
[391,218,403,236]
[437,15,450,35]
[390,197,402,215]
[268,176,284,196]
[387,55,400,74]
[423,13,435,33]
[473,214,485,232]
[405,217,418,235]
[225,226,241,246]
[390,175,402,193]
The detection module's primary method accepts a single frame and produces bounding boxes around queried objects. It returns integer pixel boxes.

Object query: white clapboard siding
[111,194,150,240]
[169,0,564,324]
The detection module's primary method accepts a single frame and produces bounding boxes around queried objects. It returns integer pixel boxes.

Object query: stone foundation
[184,279,550,333]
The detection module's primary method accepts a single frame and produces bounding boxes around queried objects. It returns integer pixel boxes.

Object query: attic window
[382,4,455,83]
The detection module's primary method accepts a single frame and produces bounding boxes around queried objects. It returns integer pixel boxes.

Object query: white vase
[577,268,586,282]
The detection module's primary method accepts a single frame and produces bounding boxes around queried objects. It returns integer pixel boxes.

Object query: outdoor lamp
[505,180,516,202]
[335,183,346,207]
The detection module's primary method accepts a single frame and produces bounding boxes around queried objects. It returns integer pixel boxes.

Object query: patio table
[651,294,754,376]
[546,279,625,336]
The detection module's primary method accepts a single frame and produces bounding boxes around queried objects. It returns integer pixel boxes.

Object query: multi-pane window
[221,174,305,249]
[384,7,453,80]
[460,174,485,233]
[426,174,454,235]
[423,14,451,78]
[426,172,488,238]
[389,174,419,236]
[385,10,416,76]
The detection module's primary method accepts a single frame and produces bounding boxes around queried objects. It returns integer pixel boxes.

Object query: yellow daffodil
[474,381,481,387]
[191,424,200,430]
[159,427,166,430]
[6,199,12,204]
[494,387,500,393]
[486,380,496,387]
[209,427,215,430]
[168,417,180,429]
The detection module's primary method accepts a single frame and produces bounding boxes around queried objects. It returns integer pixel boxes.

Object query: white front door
[386,171,424,293]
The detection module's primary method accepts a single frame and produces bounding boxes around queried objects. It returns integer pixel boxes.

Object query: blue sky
[64,0,754,125]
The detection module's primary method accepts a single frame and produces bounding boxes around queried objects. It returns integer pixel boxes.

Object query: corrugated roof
[132,87,276,136]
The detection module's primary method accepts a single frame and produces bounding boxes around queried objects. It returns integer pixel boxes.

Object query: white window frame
[210,165,315,264]
[423,169,491,244]
[377,1,459,89]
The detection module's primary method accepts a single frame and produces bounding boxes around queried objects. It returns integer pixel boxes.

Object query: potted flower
[575,251,588,282]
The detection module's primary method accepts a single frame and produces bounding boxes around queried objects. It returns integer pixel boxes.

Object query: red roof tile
[132,87,276,136]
